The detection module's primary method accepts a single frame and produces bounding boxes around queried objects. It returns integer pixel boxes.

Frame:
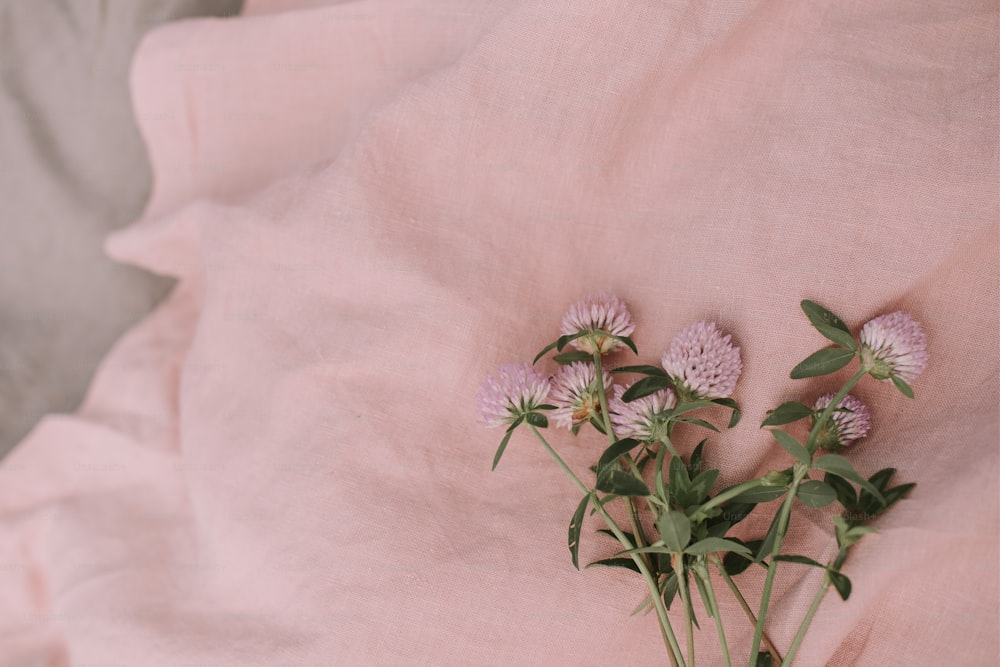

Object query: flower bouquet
[477,295,924,666]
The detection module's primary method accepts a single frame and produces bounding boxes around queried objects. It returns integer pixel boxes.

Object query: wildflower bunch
[478,296,924,666]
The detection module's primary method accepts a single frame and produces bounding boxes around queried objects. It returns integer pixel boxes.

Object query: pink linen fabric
[1,1,997,665]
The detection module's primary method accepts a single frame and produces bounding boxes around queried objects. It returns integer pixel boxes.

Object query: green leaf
[685,537,753,556]
[801,300,857,350]
[868,468,897,492]
[596,529,637,545]
[491,418,522,470]
[891,375,914,398]
[525,412,548,428]
[589,416,607,435]
[568,494,590,570]
[604,332,638,355]
[755,511,784,562]
[755,652,775,667]
[711,397,742,428]
[621,375,672,402]
[668,456,692,505]
[689,469,720,504]
[629,592,653,617]
[671,401,716,417]
[824,473,858,510]
[613,365,668,377]
[772,430,811,465]
[719,501,756,526]
[556,331,588,351]
[532,339,559,364]
[596,438,642,471]
[761,401,814,427]
[553,351,592,364]
[535,404,557,411]
[675,417,720,433]
[774,554,824,568]
[880,482,916,511]
[828,570,852,600]
[814,455,886,505]
[662,572,679,610]
[693,569,714,618]
[797,480,838,508]
[790,348,856,379]
[722,540,762,576]
[585,557,641,573]
[657,510,691,552]
[731,485,788,504]
[690,440,707,472]
[595,468,650,497]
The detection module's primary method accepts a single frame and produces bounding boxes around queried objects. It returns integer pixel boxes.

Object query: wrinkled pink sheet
[2,1,997,664]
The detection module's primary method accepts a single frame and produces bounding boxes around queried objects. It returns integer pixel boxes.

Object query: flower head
[812,393,872,451]
[477,363,551,428]
[859,312,928,383]
[549,362,613,430]
[560,293,636,355]
[661,321,742,401]
[609,383,677,442]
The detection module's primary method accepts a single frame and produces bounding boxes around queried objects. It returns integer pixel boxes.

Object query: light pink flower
[560,292,636,355]
[661,321,742,401]
[813,393,872,451]
[549,362,613,430]
[477,363,551,428]
[859,312,928,383]
[609,383,677,442]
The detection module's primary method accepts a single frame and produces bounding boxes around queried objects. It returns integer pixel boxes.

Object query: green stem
[782,547,849,666]
[691,478,766,519]
[592,352,658,591]
[780,574,828,666]
[748,367,867,665]
[714,561,782,665]
[528,426,686,667]
[673,555,695,667]
[697,562,731,667]
[747,467,806,666]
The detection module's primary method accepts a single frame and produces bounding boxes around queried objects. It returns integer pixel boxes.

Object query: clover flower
[560,292,636,355]
[859,312,928,383]
[813,393,872,451]
[549,362,613,430]
[609,383,677,442]
[661,321,742,401]
[477,363,551,428]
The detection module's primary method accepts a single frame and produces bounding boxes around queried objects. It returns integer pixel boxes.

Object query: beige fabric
[0,0,243,456]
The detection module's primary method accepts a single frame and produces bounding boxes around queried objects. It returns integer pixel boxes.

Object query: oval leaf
[568,494,591,570]
[553,351,593,364]
[585,557,641,573]
[774,554,824,568]
[828,570,852,600]
[711,397,742,428]
[597,438,642,471]
[731,485,788,504]
[685,537,752,556]
[525,412,548,428]
[621,375,672,402]
[797,480,838,508]
[656,510,691,552]
[596,468,650,497]
[814,454,886,504]
[761,401,814,427]
[801,300,856,350]
[891,374,915,398]
[790,348,855,379]
[772,429,811,464]
[613,364,668,377]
